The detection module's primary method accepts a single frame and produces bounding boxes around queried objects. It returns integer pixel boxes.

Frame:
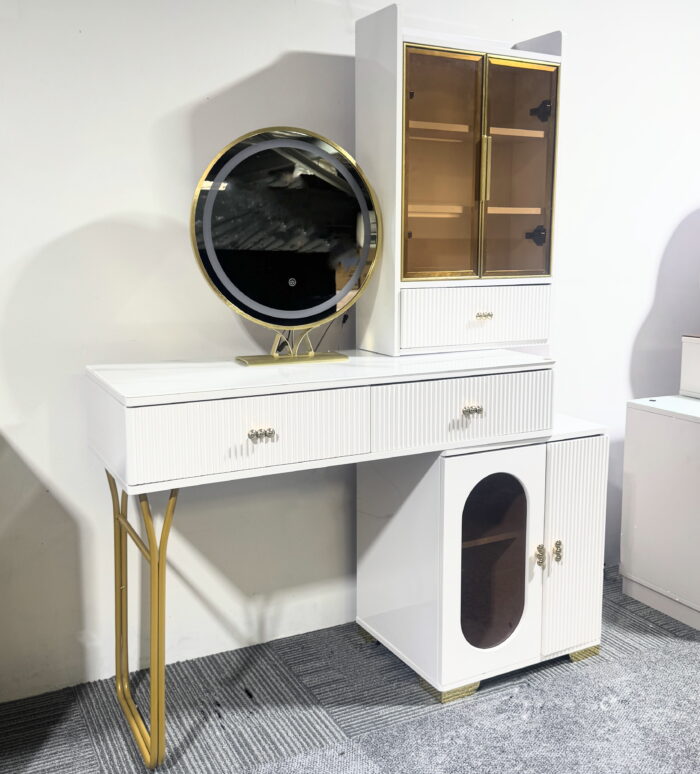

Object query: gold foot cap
[419,678,480,703]
[569,645,601,662]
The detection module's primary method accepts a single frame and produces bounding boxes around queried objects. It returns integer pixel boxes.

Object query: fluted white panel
[400,284,551,350]
[541,435,609,658]
[125,387,370,485]
[371,369,553,453]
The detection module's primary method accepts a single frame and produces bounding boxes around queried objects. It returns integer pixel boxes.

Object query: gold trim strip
[489,56,558,71]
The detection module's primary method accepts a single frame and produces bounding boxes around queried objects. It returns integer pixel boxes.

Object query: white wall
[1,0,699,702]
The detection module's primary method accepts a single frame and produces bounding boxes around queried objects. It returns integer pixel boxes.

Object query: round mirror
[191,127,381,333]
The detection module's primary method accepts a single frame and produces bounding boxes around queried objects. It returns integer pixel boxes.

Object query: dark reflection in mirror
[192,129,379,328]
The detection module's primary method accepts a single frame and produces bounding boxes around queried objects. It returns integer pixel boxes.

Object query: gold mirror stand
[236,328,348,366]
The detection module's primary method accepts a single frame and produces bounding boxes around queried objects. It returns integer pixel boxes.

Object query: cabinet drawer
[400,285,550,350]
[125,387,370,484]
[372,370,552,453]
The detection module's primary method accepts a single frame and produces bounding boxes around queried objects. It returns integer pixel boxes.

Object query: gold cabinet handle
[475,312,494,320]
[553,540,563,562]
[536,544,546,568]
[480,135,493,202]
[462,404,484,417]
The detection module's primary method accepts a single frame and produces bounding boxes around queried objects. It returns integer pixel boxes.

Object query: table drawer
[125,387,370,484]
[400,285,550,350]
[371,370,553,453]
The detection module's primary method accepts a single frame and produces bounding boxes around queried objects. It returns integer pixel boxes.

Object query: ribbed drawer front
[371,370,553,453]
[400,284,550,350]
[125,387,370,485]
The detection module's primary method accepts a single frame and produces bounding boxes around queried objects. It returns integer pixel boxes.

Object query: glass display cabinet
[355,5,561,356]
[403,48,558,280]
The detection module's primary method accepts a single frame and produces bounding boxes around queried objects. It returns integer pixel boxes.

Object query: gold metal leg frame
[107,472,178,769]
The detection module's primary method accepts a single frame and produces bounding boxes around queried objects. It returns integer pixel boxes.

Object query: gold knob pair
[475,311,494,320]
[536,544,546,568]
[536,541,563,569]
[248,428,275,441]
[462,404,484,417]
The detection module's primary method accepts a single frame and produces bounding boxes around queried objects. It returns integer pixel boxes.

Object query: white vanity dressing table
[86,348,607,767]
[86,10,609,768]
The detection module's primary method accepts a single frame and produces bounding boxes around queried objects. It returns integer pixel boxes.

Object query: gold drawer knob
[553,540,563,562]
[475,312,494,320]
[248,427,276,441]
[462,404,484,417]
[535,544,546,568]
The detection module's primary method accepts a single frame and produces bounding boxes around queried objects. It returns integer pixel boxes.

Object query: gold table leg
[107,472,178,769]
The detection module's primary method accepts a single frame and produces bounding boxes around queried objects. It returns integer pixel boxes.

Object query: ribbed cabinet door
[541,435,608,658]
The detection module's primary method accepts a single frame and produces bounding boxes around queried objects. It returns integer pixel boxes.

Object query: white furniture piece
[87,349,608,766]
[358,425,608,695]
[354,5,561,356]
[621,396,700,629]
[680,335,700,398]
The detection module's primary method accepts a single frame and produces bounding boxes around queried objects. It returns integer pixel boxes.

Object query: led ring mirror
[191,127,381,365]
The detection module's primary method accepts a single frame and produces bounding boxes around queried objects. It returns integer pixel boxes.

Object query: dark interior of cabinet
[403,47,482,278]
[461,472,526,649]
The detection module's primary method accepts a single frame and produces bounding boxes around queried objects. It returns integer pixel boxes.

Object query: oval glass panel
[460,472,526,649]
[191,128,380,329]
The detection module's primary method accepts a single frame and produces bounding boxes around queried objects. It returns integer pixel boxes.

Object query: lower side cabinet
[356,434,608,692]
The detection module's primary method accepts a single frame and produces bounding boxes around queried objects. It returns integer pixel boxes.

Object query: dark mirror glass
[192,128,379,328]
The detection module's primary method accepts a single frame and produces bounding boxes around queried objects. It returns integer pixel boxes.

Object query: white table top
[86,349,555,407]
[629,395,700,423]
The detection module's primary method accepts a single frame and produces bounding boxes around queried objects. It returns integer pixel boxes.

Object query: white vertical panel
[541,435,608,658]
[400,284,551,350]
[372,369,553,453]
[355,5,403,356]
[125,387,370,485]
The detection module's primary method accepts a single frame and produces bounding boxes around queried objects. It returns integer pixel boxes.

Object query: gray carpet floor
[2,567,700,774]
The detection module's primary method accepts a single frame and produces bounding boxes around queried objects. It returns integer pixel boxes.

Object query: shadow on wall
[146,51,361,645]
[0,435,84,706]
[630,210,700,399]
[155,51,358,356]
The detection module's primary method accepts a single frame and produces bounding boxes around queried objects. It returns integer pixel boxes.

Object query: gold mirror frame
[190,127,382,365]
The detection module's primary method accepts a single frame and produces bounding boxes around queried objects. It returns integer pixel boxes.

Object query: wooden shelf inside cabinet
[407,203,467,219]
[490,127,545,139]
[408,120,471,144]
[487,207,542,215]
[462,531,520,549]
[408,120,471,133]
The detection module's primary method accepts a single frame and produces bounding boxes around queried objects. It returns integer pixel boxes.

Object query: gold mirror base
[236,351,348,366]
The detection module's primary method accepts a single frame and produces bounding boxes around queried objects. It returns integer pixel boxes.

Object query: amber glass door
[482,57,558,276]
[403,46,483,279]
[461,472,527,648]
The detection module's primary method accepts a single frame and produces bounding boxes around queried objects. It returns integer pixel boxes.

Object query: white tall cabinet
[353,5,608,699]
